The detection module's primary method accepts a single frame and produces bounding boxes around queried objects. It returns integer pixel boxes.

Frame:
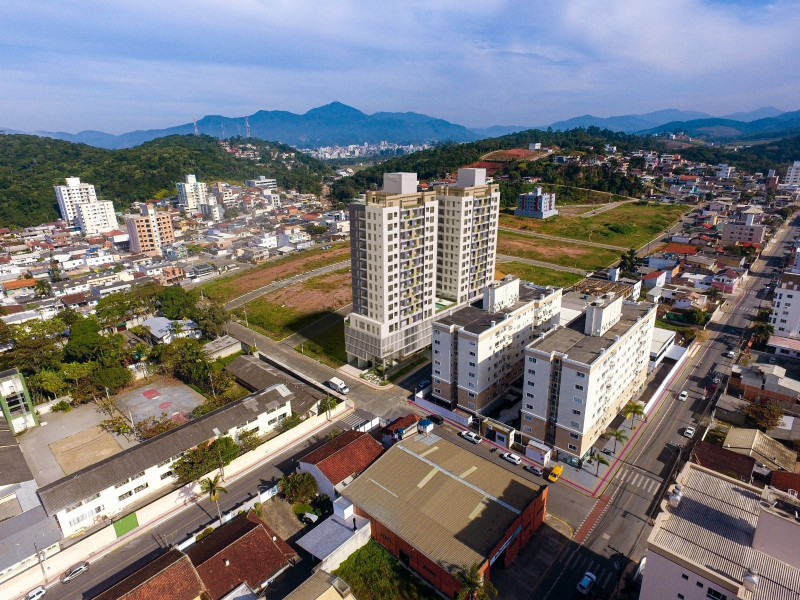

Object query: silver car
[60,561,89,583]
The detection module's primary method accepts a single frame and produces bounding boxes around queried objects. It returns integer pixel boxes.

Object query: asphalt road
[533,217,798,600]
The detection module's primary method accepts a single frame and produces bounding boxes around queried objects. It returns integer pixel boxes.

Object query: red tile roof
[299,430,383,485]
[2,278,36,291]
[662,243,699,255]
[187,512,297,600]
[92,549,206,600]
[642,271,665,280]
[385,414,421,432]
[769,470,800,493]
[690,441,755,482]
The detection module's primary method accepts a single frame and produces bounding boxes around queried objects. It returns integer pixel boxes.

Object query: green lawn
[334,540,440,600]
[296,320,347,367]
[500,202,687,248]
[497,262,586,289]
[497,230,619,271]
[235,298,332,341]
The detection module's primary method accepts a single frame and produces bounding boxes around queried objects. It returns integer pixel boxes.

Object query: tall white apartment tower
[345,173,439,368]
[54,177,98,225]
[785,160,800,187]
[176,174,208,211]
[75,200,118,235]
[434,168,500,304]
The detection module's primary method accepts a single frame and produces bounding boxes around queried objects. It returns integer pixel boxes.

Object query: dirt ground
[259,497,305,541]
[273,269,352,313]
[49,425,123,474]
[499,236,596,259]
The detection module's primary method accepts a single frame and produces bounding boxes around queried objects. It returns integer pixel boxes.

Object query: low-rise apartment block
[641,462,800,600]
[431,276,561,415]
[515,187,558,219]
[124,203,175,255]
[521,293,656,461]
[434,168,499,305]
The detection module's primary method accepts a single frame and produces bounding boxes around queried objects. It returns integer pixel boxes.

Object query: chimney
[224,558,230,567]
[743,568,759,592]
[353,518,357,532]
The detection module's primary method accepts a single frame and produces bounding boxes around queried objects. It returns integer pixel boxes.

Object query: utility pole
[34,542,47,582]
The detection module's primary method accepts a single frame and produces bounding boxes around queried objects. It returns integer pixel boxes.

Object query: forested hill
[331,127,660,204]
[677,134,800,176]
[0,134,331,227]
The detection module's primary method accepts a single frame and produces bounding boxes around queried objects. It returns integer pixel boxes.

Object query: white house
[142,316,201,344]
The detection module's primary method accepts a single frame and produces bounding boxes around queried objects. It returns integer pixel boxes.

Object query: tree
[63,317,105,362]
[49,254,62,282]
[706,287,722,301]
[742,400,784,431]
[594,454,610,476]
[173,436,240,482]
[455,563,497,600]
[28,370,65,400]
[237,427,260,452]
[609,428,629,453]
[752,322,774,345]
[278,472,318,504]
[186,244,204,256]
[194,304,228,339]
[624,402,646,429]
[683,308,708,326]
[618,248,638,275]
[200,473,228,525]
[34,279,52,297]
[91,364,132,395]
[157,286,197,320]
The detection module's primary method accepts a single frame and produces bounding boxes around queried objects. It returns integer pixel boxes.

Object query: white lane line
[586,560,597,574]
[648,479,658,493]
[565,551,580,569]
[617,468,628,483]
[600,571,613,588]
[630,473,642,487]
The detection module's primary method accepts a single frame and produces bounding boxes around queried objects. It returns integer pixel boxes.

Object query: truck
[327,376,349,395]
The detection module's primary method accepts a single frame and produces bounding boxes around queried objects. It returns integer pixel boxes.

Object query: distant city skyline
[1,0,798,133]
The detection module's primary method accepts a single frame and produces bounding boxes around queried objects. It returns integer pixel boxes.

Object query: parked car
[60,562,89,584]
[524,464,544,477]
[678,390,689,401]
[500,452,522,465]
[427,414,444,425]
[725,350,735,359]
[417,379,431,390]
[547,464,564,482]
[460,430,482,444]
[301,512,319,525]
[25,587,46,600]
[577,572,597,595]
[684,426,696,438]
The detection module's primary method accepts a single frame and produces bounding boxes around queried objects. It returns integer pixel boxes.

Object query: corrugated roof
[722,428,797,472]
[37,386,289,515]
[649,464,800,600]
[342,436,544,573]
[0,506,62,572]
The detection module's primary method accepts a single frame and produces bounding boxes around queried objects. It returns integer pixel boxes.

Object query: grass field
[536,184,637,205]
[495,262,585,289]
[499,202,687,248]
[198,242,350,303]
[497,230,619,271]
[296,320,347,367]
[235,267,351,341]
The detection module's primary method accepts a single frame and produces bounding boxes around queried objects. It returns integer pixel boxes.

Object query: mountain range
[3,103,796,149]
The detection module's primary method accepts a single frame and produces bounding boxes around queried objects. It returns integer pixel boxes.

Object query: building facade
[434,168,500,304]
[0,368,37,434]
[54,177,98,225]
[783,160,800,187]
[721,221,766,245]
[431,276,561,415]
[176,174,208,211]
[75,200,118,235]
[124,204,175,255]
[521,294,656,461]
[245,176,277,190]
[770,270,800,337]
[515,187,558,219]
[345,173,439,368]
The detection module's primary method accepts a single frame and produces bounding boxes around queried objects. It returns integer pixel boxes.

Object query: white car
[460,430,482,444]
[577,571,597,595]
[500,452,522,465]
[725,350,735,359]
[25,588,46,600]
[678,390,689,401]
[684,426,696,438]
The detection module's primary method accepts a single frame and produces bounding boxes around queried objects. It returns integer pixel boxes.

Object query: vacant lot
[495,262,585,289]
[199,242,350,303]
[50,426,123,475]
[296,319,347,367]
[237,268,351,341]
[500,202,687,248]
[497,231,619,271]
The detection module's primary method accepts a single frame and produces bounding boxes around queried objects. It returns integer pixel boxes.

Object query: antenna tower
[193,117,199,136]
[221,124,226,139]
[245,115,250,138]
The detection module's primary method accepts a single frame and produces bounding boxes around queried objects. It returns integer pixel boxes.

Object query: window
[573,396,583,404]
[573,409,581,415]
[528,368,536,375]
[525,403,533,410]
[575,384,584,391]
[706,589,727,600]
[576,372,585,378]
[524,425,531,433]
[118,491,133,501]
[160,471,174,480]
[696,582,704,588]
[681,574,689,581]
[528,357,536,363]
[568,444,578,451]
[524,414,532,421]
[134,483,148,494]
[526,392,534,399]
[570,432,579,440]
[570,420,580,428]
[469,361,476,367]
[468,392,475,398]
[468,402,475,409]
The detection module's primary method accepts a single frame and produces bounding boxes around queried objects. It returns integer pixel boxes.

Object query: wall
[639,549,739,600]
[298,462,336,500]
[318,521,371,573]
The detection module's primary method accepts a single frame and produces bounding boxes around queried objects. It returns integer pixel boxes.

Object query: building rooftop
[226,355,322,416]
[298,430,383,486]
[283,571,354,600]
[527,302,654,366]
[342,436,545,572]
[690,440,755,482]
[722,428,797,472]
[648,463,800,600]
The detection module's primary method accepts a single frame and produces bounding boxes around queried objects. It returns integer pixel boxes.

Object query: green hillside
[0,134,331,227]
[678,134,800,176]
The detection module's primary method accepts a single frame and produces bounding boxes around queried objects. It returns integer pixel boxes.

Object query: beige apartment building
[345,173,439,367]
[54,177,98,225]
[434,168,500,305]
[124,204,175,255]
[431,276,561,415]
[641,462,800,600]
[521,293,656,461]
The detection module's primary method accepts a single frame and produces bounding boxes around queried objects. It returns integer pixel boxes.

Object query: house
[202,335,242,361]
[722,427,797,472]
[284,570,356,600]
[727,364,800,416]
[185,511,298,600]
[768,470,800,494]
[298,430,383,499]
[711,268,744,294]
[641,270,667,289]
[380,414,421,445]
[689,440,755,483]
[141,316,201,344]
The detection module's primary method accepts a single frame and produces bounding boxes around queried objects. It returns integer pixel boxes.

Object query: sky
[1,0,799,133]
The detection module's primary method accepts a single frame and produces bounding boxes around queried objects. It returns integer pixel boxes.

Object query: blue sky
[1,0,798,133]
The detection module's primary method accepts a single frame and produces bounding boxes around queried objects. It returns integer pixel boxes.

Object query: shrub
[51,400,73,412]
[280,412,302,432]
[196,527,214,541]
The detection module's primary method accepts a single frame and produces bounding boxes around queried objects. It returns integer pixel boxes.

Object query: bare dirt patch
[49,426,123,475]
[273,269,351,313]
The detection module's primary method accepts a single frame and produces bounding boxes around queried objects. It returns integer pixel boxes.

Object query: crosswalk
[615,466,662,495]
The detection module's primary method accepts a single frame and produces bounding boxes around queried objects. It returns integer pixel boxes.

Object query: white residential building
[75,200,118,235]
[345,172,439,368]
[278,229,312,246]
[431,276,561,415]
[769,270,800,337]
[515,187,558,219]
[783,160,800,187]
[521,294,656,461]
[716,163,736,179]
[245,176,277,190]
[641,462,800,600]
[54,177,98,225]
[176,174,208,211]
[434,168,500,304]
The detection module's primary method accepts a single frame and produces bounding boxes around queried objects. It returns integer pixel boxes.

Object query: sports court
[115,376,206,426]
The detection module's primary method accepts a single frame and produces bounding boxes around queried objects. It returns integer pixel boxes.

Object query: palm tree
[455,563,497,600]
[706,286,722,301]
[170,320,185,340]
[752,322,774,345]
[595,454,610,476]
[34,279,52,297]
[624,402,646,429]
[609,428,629,453]
[200,474,228,525]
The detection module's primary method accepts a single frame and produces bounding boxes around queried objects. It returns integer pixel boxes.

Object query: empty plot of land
[238,268,352,341]
[499,203,688,248]
[49,426,123,475]
[198,243,350,303]
[495,262,585,289]
[296,319,347,368]
[497,231,619,271]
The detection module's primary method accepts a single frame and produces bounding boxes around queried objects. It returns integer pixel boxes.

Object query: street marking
[630,473,642,487]
[601,572,613,588]
[587,560,598,573]
[617,469,627,483]
[647,479,658,493]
